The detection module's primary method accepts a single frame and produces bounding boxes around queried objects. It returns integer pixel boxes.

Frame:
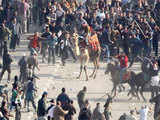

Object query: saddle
[122,71,131,81]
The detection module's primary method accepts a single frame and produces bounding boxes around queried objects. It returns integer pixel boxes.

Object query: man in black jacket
[57,88,70,110]
[25,78,37,112]
[41,27,51,63]
[0,50,13,82]
[60,32,77,66]
[37,91,48,120]
[18,54,28,83]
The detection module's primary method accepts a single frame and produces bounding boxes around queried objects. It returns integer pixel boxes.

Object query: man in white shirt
[47,99,55,120]
[135,105,151,120]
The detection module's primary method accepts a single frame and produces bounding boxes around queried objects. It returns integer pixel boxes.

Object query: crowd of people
[0,0,160,119]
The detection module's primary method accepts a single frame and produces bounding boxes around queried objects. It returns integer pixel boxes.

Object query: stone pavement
[0,33,154,120]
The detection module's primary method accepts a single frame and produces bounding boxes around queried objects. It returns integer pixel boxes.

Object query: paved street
[0,33,154,120]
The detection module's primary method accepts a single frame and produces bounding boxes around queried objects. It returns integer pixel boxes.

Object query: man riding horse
[115,52,130,83]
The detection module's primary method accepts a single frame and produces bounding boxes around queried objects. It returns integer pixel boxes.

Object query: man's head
[30,77,34,82]
[130,110,135,115]
[34,32,39,37]
[84,99,89,108]
[42,91,48,99]
[65,32,70,39]
[83,86,87,92]
[62,88,65,93]
[14,75,18,82]
[46,26,50,32]
[12,18,17,24]
[96,102,100,107]
[141,105,146,109]
[79,12,84,19]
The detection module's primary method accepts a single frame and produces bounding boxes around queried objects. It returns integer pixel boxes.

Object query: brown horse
[105,62,138,98]
[73,33,101,81]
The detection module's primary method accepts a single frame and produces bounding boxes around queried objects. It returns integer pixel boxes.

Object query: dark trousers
[0,66,11,81]
[48,47,55,64]
[26,97,36,112]
[61,47,68,65]
[151,86,159,98]
[19,71,28,83]
[61,46,77,65]
[10,34,19,50]
[67,46,77,60]
[55,45,60,56]
[0,41,4,57]
[153,45,158,56]
[41,45,47,62]
[47,116,54,120]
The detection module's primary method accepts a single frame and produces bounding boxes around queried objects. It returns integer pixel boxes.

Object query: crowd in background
[0,0,160,120]
[0,0,160,62]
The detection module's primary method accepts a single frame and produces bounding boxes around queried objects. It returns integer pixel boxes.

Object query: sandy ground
[0,33,155,120]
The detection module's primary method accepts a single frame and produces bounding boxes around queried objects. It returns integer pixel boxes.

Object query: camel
[72,32,101,81]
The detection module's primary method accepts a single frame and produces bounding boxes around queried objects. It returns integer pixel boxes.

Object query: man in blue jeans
[47,31,58,64]
[101,24,112,62]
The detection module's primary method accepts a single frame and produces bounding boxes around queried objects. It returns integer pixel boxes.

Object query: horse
[73,33,101,81]
[129,72,150,101]
[127,56,157,101]
[105,61,138,98]
[133,56,158,101]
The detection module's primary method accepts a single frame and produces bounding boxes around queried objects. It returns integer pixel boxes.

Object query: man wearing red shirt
[27,32,39,55]
[117,52,129,83]
[118,53,128,69]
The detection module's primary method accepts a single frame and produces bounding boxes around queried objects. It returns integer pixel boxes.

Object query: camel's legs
[93,59,99,79]
[77,65,83,79]
[111,84,117,98]
[84,65,89,81]
[89,61,96,78]
[113,85,117,98]
[111,87,114,96]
